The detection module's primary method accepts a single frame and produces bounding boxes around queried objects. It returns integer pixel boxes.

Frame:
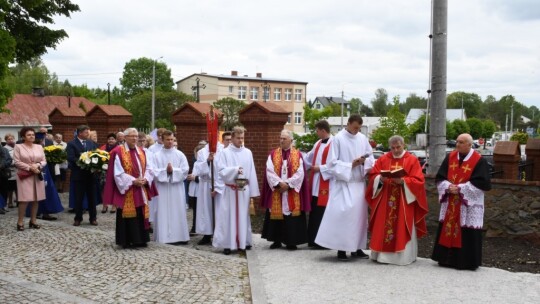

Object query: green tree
[324,102,342,116]
[409,114,429,137]
[451,120,470,136]
[126,91,192,130]
[293,104,333,151]
[447,91,483,119]
[360,104,374,116]
[349,97,362,114]
[401,93,427,115]
[1,0,80,109]
[371,88,388,116]
[119,57,174,98]
[481,120,497,148]
[510,132,528,144]
[466,118,484,139]
[371,96,410,149]
[446,121,457,140]
[213,97,246,131]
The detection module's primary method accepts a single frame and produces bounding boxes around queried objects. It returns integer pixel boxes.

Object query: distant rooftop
[176,71,308,85]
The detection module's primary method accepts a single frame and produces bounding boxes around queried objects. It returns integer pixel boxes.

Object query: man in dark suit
[67,125,98,226]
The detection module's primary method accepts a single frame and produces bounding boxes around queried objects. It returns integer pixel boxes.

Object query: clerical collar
[321,138,330,144]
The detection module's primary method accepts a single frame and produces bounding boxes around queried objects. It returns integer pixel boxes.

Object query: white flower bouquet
[77,149,110,173]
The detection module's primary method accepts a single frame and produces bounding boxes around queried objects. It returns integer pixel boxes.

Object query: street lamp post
[151,56,163,131]
[107,83,111,105]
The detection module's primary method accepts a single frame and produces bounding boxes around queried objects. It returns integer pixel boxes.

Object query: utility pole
[151,56,163,131]
[427,0,448,176]
[461,96,464,120]
[107,83,111,105]
[341,90,345,129]
[510,102,514,135]
[191,77,206,102]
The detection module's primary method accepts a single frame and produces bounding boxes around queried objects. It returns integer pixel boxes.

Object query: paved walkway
[1,197,539,303]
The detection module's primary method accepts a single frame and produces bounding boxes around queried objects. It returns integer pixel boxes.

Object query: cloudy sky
[42,0,540,107]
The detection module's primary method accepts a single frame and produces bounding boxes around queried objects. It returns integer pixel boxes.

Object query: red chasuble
[437,150,481,248]
[366,151,428,253]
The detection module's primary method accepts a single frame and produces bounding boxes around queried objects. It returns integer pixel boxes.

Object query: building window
[294,89,303,102]
[287,113,291,124]
[228,86,233,94]
[274,88,282,101]
[238,86,246,100]
[285,89,292,101]
[294,112,302,124]
[315,103,321,109]
[262,86,270,102]
[250,87,259,100]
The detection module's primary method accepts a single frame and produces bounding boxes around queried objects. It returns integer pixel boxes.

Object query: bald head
[456,133,473,154]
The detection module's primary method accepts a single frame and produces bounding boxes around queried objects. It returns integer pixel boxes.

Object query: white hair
[123,128,137,136]
[280,129,293,139]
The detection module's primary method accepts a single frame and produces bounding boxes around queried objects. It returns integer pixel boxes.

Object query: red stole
[438,150,481,248]
[270,148,301,220]
[309,140,331,207]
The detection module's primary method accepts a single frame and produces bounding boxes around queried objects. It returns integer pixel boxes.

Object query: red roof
[172,102,222,116]
[87,105,131,116]
[239,101,287,114]
[0,94,96,126]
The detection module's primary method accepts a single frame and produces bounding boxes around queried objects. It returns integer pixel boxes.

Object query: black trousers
[73,173,97,222]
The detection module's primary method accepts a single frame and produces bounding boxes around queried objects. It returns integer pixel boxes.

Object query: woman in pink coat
[13,127,47,231]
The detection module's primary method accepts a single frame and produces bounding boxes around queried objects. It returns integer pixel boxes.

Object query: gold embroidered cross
[391,162,402,170]
[462,164,472,173]
[450,162,458,171]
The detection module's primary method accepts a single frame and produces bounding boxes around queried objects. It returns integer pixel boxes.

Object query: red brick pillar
[49,107,88,192]
[525,138,540,181]
[85,105,132,146]
[239,102,288,207]
[172,103,222,169]
[493,141,521,180]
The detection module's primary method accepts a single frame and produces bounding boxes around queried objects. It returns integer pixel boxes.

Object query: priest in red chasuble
[366,135,428,265]
[261,129,311,250]
[431,133,491,270]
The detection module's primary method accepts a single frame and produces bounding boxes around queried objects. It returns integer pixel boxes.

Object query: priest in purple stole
[103,128,157,248]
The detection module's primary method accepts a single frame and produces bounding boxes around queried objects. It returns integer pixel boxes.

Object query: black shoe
[337,251,349,261]
[245,245,252,250]
[269,242,282,249]
[41,214,57,221]
[223,249,231,255]
[286,245,297,250]
[0,209,5,215]
[197,235,212,245]
[353,249,369,259]
[67,209,75,213]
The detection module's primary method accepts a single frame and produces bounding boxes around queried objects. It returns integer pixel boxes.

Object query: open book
[379,168,407,178]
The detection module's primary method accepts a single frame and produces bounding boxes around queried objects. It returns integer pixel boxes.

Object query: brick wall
[239,102,288,206]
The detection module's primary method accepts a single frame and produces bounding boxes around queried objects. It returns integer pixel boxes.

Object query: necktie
[82,140,87,151]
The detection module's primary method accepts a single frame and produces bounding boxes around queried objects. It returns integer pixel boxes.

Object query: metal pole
[510,102,514,134]
[151,61,156,130]
[151,56,163,130]
[341,90,344,129]
[427,0,448,176]
[461,96,464,120]
[107,83,111,105]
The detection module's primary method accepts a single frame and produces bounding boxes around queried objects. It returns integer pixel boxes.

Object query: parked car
[372,150,384,160]
[409,150,428,168]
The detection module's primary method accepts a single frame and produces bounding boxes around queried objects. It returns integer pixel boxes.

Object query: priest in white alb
[213,126,260,255]
[315,114,375,261]
[152,130,190,245]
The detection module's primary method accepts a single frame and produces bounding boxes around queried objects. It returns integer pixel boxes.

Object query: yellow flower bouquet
[77,149,110,173]
[44,145,67,164]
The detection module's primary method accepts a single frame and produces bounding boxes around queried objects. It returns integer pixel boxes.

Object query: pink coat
[13,144,47,202]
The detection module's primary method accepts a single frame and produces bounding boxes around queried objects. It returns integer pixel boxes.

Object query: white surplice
[152,147,190,244]
[213,145,260,250]
[315,129,375,252]
[193,143,224,235]
[265,149,304,215]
